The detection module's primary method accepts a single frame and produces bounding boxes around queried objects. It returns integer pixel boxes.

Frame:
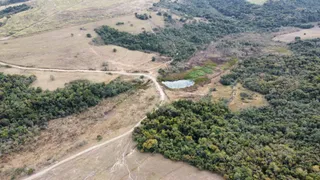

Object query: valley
[1,0,320,180]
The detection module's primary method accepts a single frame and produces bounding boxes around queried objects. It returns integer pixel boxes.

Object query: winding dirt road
[0,61,166,180]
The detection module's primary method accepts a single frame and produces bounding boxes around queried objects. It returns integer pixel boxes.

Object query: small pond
[162,80,195,89]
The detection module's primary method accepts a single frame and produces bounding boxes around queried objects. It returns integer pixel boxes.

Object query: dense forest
[0,74,134,154]
[133,39,320,179]
[95,19,241,62]
[158,0,320,29]
[0,4,30,19]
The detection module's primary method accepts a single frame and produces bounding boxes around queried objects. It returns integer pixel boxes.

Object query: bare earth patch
[28,134,223,180]
[273,26,320,43]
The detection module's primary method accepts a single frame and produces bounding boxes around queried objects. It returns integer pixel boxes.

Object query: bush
[86,33,92,38]
[96,135,103,141]
[27,168,35,175]
[116,22,124,26]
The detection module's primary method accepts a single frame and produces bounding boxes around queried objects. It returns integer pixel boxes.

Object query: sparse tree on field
[50,75,55,81]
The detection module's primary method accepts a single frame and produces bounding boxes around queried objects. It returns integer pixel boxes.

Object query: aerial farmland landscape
[0,0,319,180]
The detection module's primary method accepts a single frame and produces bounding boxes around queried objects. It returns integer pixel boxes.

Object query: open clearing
[246,0,267,5]
[0,0,221,179]
[0,0,160,37]
[25,133,223,180]
[1,79,160,180]
[228,83,268,111]
[0,66,119,90]
[0,63,223,180]
[273,26,320,43]
[0,19,168,73]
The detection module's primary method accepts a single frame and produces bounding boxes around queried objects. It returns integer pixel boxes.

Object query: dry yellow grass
[0,66,119,90]
[0,0,160,37]
[229,83,268,111]
[0,19,167,73]
[273,26,320,43]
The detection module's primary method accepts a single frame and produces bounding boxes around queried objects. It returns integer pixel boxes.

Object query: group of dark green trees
[95,0,320,63]
[0,74,133,154]
[133,39,320,179]
[0,4,30,19]
[0,0,28,6]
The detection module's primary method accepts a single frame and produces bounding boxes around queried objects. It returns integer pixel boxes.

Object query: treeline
[0,4,30,18]
[158,0,320,30]
[133,39,320,179]
[95,18,241,62]
[0,74,134,154]
[95,0,320,63]
[289,38,320,57]
[0,0,28,6]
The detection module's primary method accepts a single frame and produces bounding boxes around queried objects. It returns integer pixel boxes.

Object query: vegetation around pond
[0,74,134,154]
[133,39,320,179]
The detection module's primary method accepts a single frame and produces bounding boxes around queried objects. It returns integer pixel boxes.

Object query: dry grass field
[0,66,119,90]
[229,83,268,111]
[0,0,160,37]
[0,19,167,73]
[273,26,320,43]
[27,135,223,180]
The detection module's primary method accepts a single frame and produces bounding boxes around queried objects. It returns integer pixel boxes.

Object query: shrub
[96,135,103,141]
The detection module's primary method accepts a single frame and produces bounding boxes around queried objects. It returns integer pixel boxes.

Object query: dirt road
[0,61,166,101]
[0,61,222,180]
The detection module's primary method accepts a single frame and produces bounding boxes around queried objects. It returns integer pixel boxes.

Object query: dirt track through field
[0,60,169,180]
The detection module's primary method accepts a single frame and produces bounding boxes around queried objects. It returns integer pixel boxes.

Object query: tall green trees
[134,39,320,179]
[0,74,133,154]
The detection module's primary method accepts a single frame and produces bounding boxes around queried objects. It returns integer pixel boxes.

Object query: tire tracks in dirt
[0,60,166,180]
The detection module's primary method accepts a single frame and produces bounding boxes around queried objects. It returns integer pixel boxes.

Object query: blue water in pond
[162,80,195,89]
